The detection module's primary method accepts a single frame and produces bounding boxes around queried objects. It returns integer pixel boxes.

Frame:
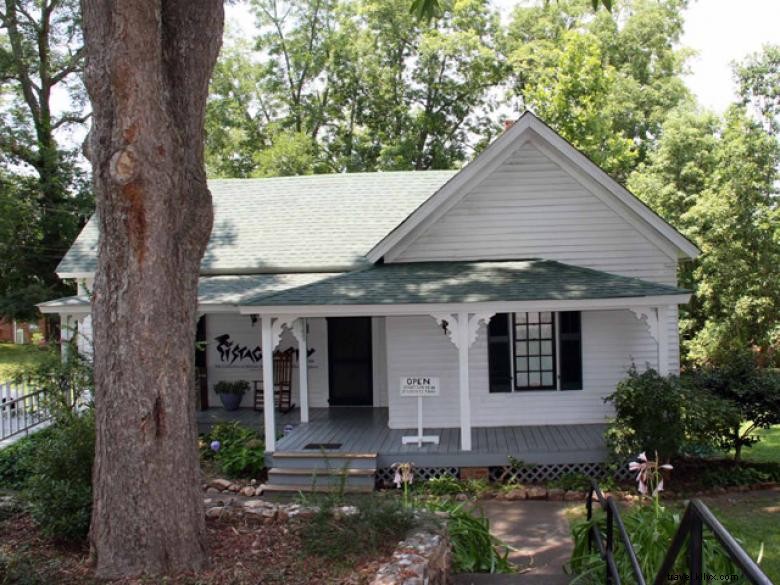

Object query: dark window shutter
[488,313,512,393]
[559,311,582,390]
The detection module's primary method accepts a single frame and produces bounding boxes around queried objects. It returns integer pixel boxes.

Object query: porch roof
[37,272,338,314]
[241,259,690,307]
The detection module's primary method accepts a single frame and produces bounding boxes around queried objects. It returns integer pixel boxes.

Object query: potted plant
[214,380,249,411]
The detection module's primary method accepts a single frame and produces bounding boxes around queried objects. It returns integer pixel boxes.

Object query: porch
[197,406,608,468]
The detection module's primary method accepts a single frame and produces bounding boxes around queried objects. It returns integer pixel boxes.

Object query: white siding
[205,314,330,409]
[386,309,673,429]
[391,141,681,381]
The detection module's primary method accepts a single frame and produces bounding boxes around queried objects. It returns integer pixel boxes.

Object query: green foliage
[736,44,780,134]
[0,426,56,491]
[698,463,780,489]
[685,355,780,461]
[299,495,416,561]
[605,367,687,461]
[568,502,742,583]
[548,472,592,492]
[424,499,513,574]
[201,422,265,478]
[423,475,464,496]
[212,380,249,395]
[24,409,95,542]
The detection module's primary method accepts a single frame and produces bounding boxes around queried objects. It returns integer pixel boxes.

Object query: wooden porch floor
[239,407,609,468]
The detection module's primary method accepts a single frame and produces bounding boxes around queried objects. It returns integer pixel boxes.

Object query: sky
[226,0,780,115]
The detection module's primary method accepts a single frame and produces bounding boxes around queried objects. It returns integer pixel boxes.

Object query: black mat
[303,443,342,450]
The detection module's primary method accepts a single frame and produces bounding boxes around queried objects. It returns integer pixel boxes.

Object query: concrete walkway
[454,500,576,585]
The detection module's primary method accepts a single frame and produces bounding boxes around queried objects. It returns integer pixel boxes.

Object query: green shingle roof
[56,171,457,275]
[38,273,338,311]
[243,260,690,306]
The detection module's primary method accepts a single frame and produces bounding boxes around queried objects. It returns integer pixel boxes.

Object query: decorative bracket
[290,318,306,346]
[468,312,495,347]
[430,313,459,347]
[430,312,494,349]
[629,307,659,343]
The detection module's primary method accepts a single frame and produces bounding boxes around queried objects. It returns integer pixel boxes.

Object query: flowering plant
[391,462,415,507]
[629,451,672,500]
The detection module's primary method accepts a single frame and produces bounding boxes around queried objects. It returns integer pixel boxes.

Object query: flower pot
[219,393,243,411]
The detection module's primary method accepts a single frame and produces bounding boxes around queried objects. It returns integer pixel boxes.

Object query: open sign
[400,376,440,397]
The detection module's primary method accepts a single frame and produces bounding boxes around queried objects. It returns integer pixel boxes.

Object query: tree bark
[82,0,223,577]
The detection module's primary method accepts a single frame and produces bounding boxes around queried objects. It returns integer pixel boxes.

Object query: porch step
[264,451,378,494]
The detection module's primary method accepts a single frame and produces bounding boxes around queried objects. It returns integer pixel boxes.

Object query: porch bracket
[629,307,659,343]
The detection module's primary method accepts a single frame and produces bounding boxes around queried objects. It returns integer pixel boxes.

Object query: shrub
[299,495,415,561]
[605,367,687,461]
[0,427,56,490]
[24,409,95,542]
[213,380,249,395]
[549,472,592,492]
[685,353,780,461]
[201,421,265,478]
[424,475,463,496]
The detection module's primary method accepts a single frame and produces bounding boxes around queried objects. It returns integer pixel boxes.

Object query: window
[488,311,582,392]
[514,311,556,389]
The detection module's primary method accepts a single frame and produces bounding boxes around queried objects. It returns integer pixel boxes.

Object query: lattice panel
[489,462,611,484]
[376,466,459,486]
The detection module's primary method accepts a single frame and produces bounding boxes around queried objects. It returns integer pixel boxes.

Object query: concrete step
[268,467,375,487]
[259,483,374,495]
[270,451,377,470]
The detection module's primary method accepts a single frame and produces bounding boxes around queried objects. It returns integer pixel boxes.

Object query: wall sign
[400,376,440,397]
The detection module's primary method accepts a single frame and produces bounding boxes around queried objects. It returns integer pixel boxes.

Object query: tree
[735,44,780,134]
[81,0,223,577]
[503,0,692,181]
[0,0,91,320]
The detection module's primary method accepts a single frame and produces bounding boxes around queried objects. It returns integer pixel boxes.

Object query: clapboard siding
[394,142,678,284]
[386,309,671,429]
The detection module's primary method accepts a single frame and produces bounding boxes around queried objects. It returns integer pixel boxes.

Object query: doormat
[303,443,342,450]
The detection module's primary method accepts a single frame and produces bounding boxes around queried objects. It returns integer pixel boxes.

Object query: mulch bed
[0,510,389,584]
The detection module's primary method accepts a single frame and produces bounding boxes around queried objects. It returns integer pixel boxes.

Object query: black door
[327,317,373,406]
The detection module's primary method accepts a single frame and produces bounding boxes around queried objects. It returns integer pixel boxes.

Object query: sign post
[400,376,440,446]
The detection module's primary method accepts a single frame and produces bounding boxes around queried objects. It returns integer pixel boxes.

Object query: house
[38,112,697,492]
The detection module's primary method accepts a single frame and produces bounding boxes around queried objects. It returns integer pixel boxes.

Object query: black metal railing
[586,479,773,585]
[586,480,646,585]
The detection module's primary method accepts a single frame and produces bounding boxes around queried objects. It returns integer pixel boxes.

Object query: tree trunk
[82,0,223,577]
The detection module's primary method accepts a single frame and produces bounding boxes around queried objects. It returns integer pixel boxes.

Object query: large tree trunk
[82,0,223,577]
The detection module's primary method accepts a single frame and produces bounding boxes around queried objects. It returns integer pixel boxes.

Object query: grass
[742,424,780,464]
[0,343,47,380]
[703,491,780,582]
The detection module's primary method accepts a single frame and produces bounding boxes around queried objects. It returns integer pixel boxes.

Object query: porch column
[431,311,494,452]
[291,318,309,423]
[261,317,276,451]
[60,313,73,362]
[656,305,670,376]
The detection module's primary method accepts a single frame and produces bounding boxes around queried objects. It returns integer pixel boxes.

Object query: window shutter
[487,313,512,393]
[559,311,582,390]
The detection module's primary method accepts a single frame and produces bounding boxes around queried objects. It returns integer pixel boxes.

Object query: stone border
[371,528,450,585]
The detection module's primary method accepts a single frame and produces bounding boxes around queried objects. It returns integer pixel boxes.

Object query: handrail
[587,479,647,585]
[586,480,773,585]
[652,498,772,585]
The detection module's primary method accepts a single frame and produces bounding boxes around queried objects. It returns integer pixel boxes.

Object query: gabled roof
[56,171,457,277]
[366,112,700,263]
[38,273,338,313]
[242,260,690,307]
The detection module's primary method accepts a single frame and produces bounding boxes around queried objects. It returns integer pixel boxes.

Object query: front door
[327,317,373,406]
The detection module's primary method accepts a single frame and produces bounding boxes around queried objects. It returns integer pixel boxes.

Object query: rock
[227,483,241,492]
[209,478,232,491]
[254,486,264,497]
[240,486,255,497]
[547,488,565,501]
[564,490,586,501]
[504,488,525,501]
[526,486,547,500]
[205,506,224,519]
[333,505,359,520]
[250,479,257,486]
[205,487,220,494]
[454,493,468,502]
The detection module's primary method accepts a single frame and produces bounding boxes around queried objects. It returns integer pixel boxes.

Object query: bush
[213,380,249,395]
[605,367,687,461]
[0,427,56,491]
[24,409,95,542]
[568,502,741,583]
[300,495,415,561]
[685,353,780,461]
[201,421,265,478]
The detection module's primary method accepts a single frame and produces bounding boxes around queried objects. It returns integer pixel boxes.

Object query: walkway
[455,500,575,585]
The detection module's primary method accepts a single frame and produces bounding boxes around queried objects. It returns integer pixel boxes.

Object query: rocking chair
[254,348,296,414]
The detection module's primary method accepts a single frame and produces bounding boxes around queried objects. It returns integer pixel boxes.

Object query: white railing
[0,378,71,441]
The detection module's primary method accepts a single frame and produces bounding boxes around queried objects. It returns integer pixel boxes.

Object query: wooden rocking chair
[254,348,296,414]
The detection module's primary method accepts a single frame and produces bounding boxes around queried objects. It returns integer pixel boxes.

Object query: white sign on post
[400,376,440,446]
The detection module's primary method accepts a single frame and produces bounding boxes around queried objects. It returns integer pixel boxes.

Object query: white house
[39,113,696,492]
